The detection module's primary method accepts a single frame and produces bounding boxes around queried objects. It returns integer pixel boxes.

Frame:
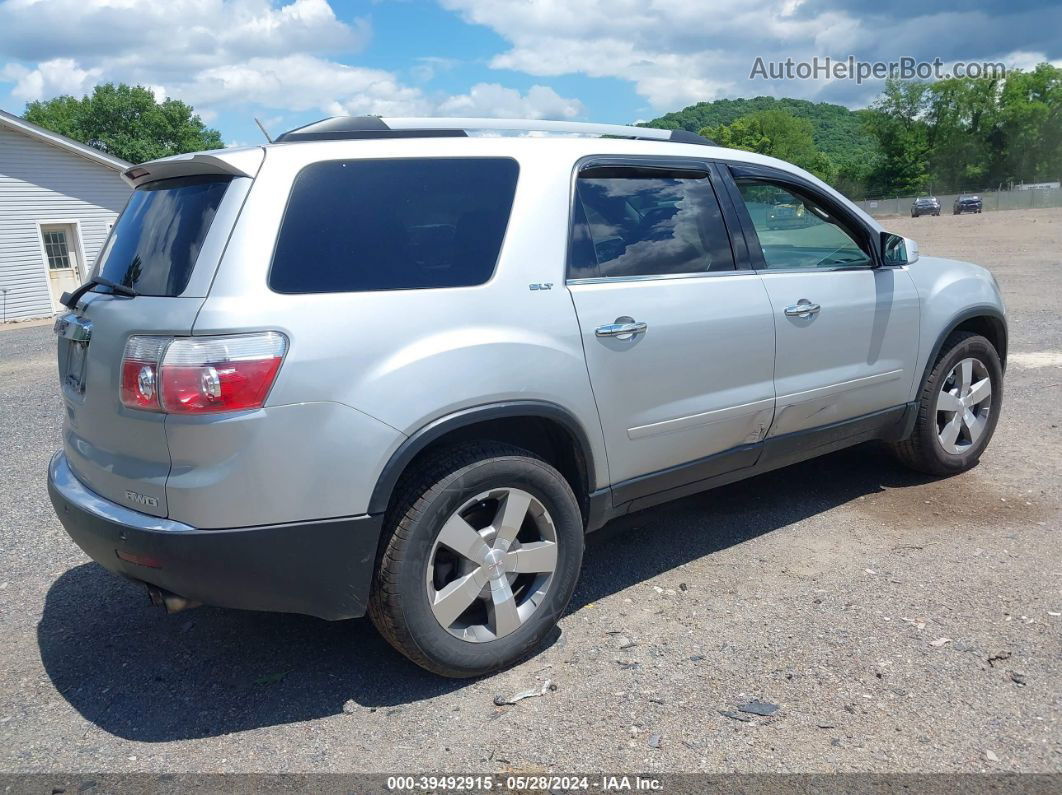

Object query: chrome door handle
[595,318,647,339]
[784,300,821,318]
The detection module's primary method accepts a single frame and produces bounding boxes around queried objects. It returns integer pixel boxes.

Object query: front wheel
[890,331,1003,476]
[369,442,584,677]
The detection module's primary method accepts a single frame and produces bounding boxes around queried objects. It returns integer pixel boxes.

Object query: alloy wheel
[936,357,992,455]
[425,488,558,642]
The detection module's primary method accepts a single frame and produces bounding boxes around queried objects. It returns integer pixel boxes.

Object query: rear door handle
[595,317,647,340]
[784,300,820,318]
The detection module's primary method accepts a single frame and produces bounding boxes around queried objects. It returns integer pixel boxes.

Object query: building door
[40,223,84,312]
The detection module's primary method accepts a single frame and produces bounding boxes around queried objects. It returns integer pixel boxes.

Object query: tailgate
[58,297,207,516]
[56,152,261,518]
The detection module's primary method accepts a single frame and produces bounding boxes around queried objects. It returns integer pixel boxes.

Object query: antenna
[254,117,273,144]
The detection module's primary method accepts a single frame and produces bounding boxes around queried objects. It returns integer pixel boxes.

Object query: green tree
[641,62,1062,199]
[24,83,223,164]
[702,109,835,181]
[861,80,932,196]
[861,64,1062,195]
[993,63,1062,186]
[639,95,878,187]
[923,74,999,191]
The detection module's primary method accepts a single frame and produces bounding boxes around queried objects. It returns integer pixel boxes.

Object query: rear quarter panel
[187,140,607,524]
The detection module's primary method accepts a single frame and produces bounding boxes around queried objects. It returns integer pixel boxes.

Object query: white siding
[0,127,130,320]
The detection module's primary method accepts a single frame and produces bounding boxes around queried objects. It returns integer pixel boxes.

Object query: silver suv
[48,117,1007,677]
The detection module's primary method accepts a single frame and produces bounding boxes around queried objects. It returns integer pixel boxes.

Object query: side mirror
[881,232,919,266]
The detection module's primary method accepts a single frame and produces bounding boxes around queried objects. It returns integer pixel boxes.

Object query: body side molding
[608,403,914,517]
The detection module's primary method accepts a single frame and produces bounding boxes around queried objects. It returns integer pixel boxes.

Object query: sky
[0,0,1059,146]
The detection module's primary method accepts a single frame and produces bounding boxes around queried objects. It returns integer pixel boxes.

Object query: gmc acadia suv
[48,117,1007,677]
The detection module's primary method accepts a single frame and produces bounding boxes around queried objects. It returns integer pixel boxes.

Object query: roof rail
[273,116,716,146]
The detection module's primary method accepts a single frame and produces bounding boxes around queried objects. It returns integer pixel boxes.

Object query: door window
[42,229,72,269]
[569,166,734,280]
[734,179,872,270]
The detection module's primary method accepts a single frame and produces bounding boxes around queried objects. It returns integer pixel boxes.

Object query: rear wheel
[369,442,583,677]
[890,332,1002,475]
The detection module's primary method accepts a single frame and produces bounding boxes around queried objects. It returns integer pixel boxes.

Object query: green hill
[640,96,878,176]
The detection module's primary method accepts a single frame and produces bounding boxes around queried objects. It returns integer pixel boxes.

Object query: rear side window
[269,158,519,294]
[95,175,232,296]
[568,166,734,280]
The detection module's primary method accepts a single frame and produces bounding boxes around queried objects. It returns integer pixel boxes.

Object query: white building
[1016,181,1061,190]
[0,108,130,321]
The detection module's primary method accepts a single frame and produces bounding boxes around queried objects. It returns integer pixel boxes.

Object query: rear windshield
[95,175,232,296]
[269,158,519,294]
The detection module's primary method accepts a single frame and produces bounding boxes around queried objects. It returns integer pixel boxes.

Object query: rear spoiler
[122,147,265,188]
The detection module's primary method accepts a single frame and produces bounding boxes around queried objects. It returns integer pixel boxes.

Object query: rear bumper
[47,452,383,620]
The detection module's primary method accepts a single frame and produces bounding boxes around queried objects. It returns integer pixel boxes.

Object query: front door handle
[784,300,821,318]
[595,317,647,340]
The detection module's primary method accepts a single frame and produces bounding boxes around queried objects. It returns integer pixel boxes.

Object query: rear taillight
[120,336,167,410]
[120,332,287,414]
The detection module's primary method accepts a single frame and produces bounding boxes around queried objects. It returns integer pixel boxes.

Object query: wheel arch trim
[367,400,599,515]
[923,305,1008,388]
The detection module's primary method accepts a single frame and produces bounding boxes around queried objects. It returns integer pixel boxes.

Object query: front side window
[269,158,519,294]
[735,179,872,270]
[568,166,734,280]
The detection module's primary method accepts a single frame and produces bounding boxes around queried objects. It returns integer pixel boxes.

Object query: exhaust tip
[146,584,202,614]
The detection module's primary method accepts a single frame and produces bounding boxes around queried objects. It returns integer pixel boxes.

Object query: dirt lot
[0,208,1060,775]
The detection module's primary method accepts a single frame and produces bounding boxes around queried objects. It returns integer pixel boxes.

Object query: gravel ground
[0,208,1059,775]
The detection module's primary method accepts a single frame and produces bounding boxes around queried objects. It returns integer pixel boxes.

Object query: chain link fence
[855,187,1062,218]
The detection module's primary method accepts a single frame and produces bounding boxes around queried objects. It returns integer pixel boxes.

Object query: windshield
[94,175,232,296]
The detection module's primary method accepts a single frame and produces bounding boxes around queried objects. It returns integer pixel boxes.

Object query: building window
[43,230,72,270]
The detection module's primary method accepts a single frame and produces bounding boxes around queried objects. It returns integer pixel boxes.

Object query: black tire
[890,332,1003,476]
[368,442,584,677]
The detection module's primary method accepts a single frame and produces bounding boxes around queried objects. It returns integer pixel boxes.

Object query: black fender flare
[923,305,1008,384]
[367,400,599,515]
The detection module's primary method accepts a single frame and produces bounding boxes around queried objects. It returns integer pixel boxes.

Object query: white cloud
[438,0,1062,111]
[410,56,459,84]
[0,0,372,109]
[175,55,432,116]
[1,58,103,102]
[999,50,1062,71]
[0,0,365,67]
[0,0,585,124]
[438,0,864,109]
[437,83,583,119]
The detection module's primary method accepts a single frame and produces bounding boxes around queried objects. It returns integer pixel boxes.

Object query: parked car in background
[766,197,811,229]
[954,195,983,214]
[911,196,941,217]
[48,117,1007,677]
